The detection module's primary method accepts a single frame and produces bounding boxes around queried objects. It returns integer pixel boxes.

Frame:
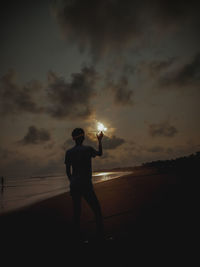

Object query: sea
[0,171,131,214]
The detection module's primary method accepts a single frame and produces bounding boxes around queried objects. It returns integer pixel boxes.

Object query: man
[64,128,104,241]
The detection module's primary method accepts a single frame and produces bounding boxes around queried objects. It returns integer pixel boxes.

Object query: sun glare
[97,122,107,132]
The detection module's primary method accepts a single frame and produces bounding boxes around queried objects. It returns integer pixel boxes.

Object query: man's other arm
[65,152,72,181]
[66,163,72,181]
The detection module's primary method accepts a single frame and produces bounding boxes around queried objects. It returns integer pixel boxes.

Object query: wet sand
[0,170,193,261]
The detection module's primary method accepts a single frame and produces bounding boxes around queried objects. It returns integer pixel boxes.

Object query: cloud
[0,69,43,116]
[144,145,175,154]
[63,133,125,150]
[0,147,10,160]
[152,0,200,30]
[146,146,165,153]
[160,53,200,88]
[149,121,178,137]
[137,58,175,78]
[101,135,125,149]
[105,75,134,106]
[108,76,133,106]
[46,66,98,119]
[20,126,51,145]
[52,0,143,59]
[52,0,200,58]
[0,67,98,120]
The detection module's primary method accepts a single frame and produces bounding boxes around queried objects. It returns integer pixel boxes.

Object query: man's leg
[83,189,104,238]
[71,190,82,240]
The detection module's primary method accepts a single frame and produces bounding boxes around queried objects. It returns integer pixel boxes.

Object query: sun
[97,122,107,133]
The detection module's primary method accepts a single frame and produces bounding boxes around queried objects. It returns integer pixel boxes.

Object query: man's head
[72,128,85,145]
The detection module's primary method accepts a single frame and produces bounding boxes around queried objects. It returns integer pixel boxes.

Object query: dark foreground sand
[0,170,195,262]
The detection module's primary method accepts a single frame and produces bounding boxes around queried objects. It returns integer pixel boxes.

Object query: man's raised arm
[96,131,103,156]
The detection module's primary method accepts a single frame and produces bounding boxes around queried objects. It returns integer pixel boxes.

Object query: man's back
[65,145,98,188]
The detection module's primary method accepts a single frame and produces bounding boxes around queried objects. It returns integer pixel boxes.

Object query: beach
[0,169,193,261]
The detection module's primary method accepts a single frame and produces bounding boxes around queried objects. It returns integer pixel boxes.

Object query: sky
[0,0,200,178]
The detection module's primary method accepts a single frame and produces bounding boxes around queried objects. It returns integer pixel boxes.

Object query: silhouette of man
[65,128,104,241]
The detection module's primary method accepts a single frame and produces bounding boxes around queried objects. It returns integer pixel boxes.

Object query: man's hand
[96,131,104,142]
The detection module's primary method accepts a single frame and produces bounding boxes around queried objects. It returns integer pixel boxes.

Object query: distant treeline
[142,151,200,175]
[101,151,200,177]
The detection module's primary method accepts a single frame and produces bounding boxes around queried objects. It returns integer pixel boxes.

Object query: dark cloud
[146,146,165,153]
[20,126,51,145]
[138,58,175,78]
[122,64,135,75]
[52,0,143,58]
[151,59,175,73]
[149,121,178,137]
[160,53,200,88]
[111,76,133,106]
[152,0,200,30]
[52,0,200,58]
[0,147,10,160]
[63,134,125,150]
[0,70,43,116]
[105,76,133,106]
[0,67,98,119]
[46,66,98,119]
[102,135,125,149]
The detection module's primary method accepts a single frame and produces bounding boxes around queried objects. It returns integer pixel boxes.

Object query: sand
[0,170,192,261]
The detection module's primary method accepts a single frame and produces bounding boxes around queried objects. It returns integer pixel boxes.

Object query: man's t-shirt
[64,145,99,189]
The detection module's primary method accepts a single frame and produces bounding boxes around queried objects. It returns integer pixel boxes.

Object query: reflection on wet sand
[93,171,132,183]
